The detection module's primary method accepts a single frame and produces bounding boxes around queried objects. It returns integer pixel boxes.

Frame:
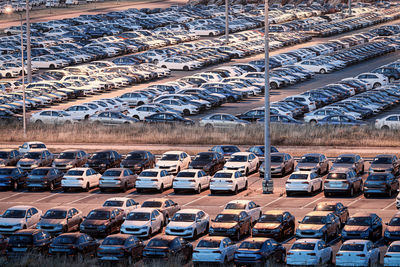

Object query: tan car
[17,150,54,171]
[99,168,137,192]
[296,211,341,242]
[37,206,83,235]
[270,152,295,177]
[141,198,181,224]
[52,150,89,171]
[209,210,252,240]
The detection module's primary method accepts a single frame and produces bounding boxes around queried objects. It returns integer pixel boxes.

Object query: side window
[165,201,170,207]
[317,242,324,250]
[31,208,38,215]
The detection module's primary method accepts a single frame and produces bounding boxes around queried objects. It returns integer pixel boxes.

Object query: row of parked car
[1,199,400,266]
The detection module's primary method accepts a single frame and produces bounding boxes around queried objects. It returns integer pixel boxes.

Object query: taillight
[307,253,316,256]
[336,253,342,256]
[286,181,291,184]
[324,180,329,183]
[210,179,215,183]
[301,182,309,184]
[384,255,392,258]
[151,179,158,181]
[226,180,233,183]
[287,252,293,255]
[77,178,83,181]
[212,251,221,253]
[188,179,196,182]
[193,250,199,253]
[357,254,366,257]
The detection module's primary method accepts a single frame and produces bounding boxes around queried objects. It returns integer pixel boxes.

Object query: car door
[198,170,208,188]
[372,215,381,238]
[225,239,236,260]
[384,115,399,129]
[317,241,329,262]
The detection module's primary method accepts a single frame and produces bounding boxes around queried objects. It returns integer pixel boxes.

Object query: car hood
[0,218,24,225]
[343,225,370,232]
[167,221,195,228]
[298,224,325,231]
[332,163,353,168]
[224,162,247,168]
[370,163,392,170]
[39,218,66,225]
[82,219,109,226]
[156,160,178,167]
[54,159,75,164]
[271,163,283,168]
[254,222,281,230]
[122,220,150,227]
[19,159,40,164]
[211,222,238,229]
[297,163,318,169]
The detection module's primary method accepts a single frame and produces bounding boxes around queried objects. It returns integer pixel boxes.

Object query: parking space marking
[67,193,100,204]
[301,196,324,209]
[347,197,363,207]
[262,196,283,208]
[0,192,22,202]
[182,194,209,207]
[33,193,61,203]
[383,201,396,210]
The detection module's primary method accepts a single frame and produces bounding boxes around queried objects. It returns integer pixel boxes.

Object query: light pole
[262,0,273,194]
[26,0,32,84]
[348,0,352,16]
[225,0,229,44]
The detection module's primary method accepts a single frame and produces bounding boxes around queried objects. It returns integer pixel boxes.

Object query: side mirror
[386,222,389,225]
[26,215,31,219]
[211,219,215,222]
[298,220,301,224]
[83,216,87,219]
[151,218,156,221]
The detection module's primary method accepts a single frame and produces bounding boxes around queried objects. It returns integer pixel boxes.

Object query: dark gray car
[331,154,364,175]
[296,153,330,175]
[369,154,400,175]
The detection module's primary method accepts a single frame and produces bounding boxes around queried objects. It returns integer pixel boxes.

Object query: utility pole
[26,0,32,83]
[348,0,352,16]
[225,0,229,44]
[19,13,27,138]
[262,0,273,194]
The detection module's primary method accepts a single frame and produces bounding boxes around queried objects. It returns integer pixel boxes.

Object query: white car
[165,209,209,238]
[120,208,163,237]
[192,236,237,265]
[102,197,139,215]
[173,169,210,194]
[210,170,248,195]
[336,239,380,267]
[158,57,201,71]
[223,200,262,225]
[223,152,260,176]
[61,167,101,192]
[190,27,220,36]
[119,92,150,107]
[155,99,199,116]
[286,239,333,266]
[0,65,19,78]
[304,109,343,124]
[286,171,323,196]
[0,206,42,234]
[31,55,68,69]
[295,61,335,74]
[64,105,97,120]
[285,95,317,111]
[155,151,191,174]
[135,168,174,193]
[375,114,400,130]
[18,141,47,154]
[127,105,164,121]
[199,113,249,128]
[384,241,400,266]
[29,110,75,125]
[355,73,389,88]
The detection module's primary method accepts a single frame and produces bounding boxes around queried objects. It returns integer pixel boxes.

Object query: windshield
[53,236,77,245]
[239,241,263,250]
[43,210,67,219]
[225,203,246,210]
[3,210,26,218]
[102,237,126,246]
[229,155,247,162]
[0,152,9,159]
[327,173,347,180]
[9,235,33,244]
[141,201,162,208]
[103,170,121,177]
[140,171,158,177]
[86,210,110,220]
[126,153,144,160]
[171,213,195,222]
[197,240,220,248]
[271,156,283,163]
[176,172,196,178]
[335,157,355,164]
[300,156,319,163]
[347,217,371,226]
[195,154,213,161]
[291,243,315,250]
[314,205,336,211]
[24,152,41,159]
[92,153,108,159]
[289,174,309,180]
[58,152,76,159]
[214,214,238,222]
[372,157,392,164]
[30,144,46,149]
[221,146,239,153]
[389,217,400,226]
[66,170,84,176]
[103,201,123,207]
[340,244,364,251]
[0,168,13,175]
[126,212,150,221]
[301,216,326,224]
[367,174,388,181]
[30,169,49,176]
[147,239,169,248]
[259,214,283,223]
[161,154,179,161]
[389,245,400,252]
[214,173,233,179]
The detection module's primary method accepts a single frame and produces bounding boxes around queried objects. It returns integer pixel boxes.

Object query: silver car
[99,168,137,192]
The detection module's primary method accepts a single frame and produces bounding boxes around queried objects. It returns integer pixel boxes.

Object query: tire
[49,64,55,69]
[35,120,44,126]
[364,193,370,198]
[84,182,90,192]
[245,168,249,176]
[161,65,167,68]
[63,187,69,192]
[388,189,393,198]
[183,109,190,116]
[49,182,55,191]
[5,73,11,78]
[183,66,189,71]
[319,68,326,74]
[310,120,317,125]
[205,123,213,128]
[322,232,328,242]
[270,82,278,89]
[310,186,314,195]
[235,230,240,241]
[193,229,197,238]
[244,181,248,190]
[137,101,144,106]
[210,190,216,195]
[373,82,381,88]
[196,185,201,194]
[350,186,354,197]
[121,183,127,192]
[133,115,140,120]
[12,181,18,191]
[208,32,214,37]
[127,255,134,265]
[381,125,390,130]
[390,77,395,83]
[233,185,238,195]
[159,184,164,193]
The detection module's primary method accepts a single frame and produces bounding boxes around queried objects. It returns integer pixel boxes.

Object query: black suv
[85,150,121,173]
[189,152,225,175]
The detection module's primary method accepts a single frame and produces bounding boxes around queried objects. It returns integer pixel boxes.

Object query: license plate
[12,248,27,252]
[331,183,342,187]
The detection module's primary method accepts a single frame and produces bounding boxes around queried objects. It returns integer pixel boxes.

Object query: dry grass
[3,123,400,147]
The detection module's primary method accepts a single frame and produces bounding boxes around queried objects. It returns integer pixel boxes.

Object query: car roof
[91,207,116,212]
[316,202,341,206]
[352,212,375,217]
[342,239,370,245]
[0,149,16,152]
[176,209,203,214]
[231,152,252,156]
[375,154,395,158]
[60,149,81,153]
[15,229,43,235]
[302,153,323,157]
[293,238,321,243]
[220,210,244,215]
[57,233,83,238]
[7,205,36,210]
[131,207,159,213]
[390,240,400,246]
[215,170,237,174]
[305,211,332,216]
[162,151,186,154]
[291,171,313,175]
[104,233,132,240]
[151,235,177,241]
[271,152,286,156]
[227,200,252,204]
[105,197,132,202]
[68,167,91,171]
[46,206,74,212]
[338,154,357,157]
[243,237,272,243]
[199,236,226,242]
[104,168,125,171]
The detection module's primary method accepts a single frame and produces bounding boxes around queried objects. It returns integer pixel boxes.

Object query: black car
[237,109,264,122]
[85,150,121,173]
[189,151,225,175]
[143,235,193,263]
[144,112,194,125]
[252,210,295,241]
[0,234,7,255]
[80,208,124,237]
[0,109,22,124]
[364,173,399,198]
[120,150,156,174]
[234,237,286,265]
[313,202,349,227]
[342,212,383,241]
[48,233,99,257]
[26,167,64,191]
[0,167,28,191]
[97,234,144,264]
[7,229,52,257]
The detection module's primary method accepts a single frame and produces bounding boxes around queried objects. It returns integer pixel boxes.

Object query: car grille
[0,225,13,228]
[85,226,98,230]
[300,231,316,236]
[227,167,238,170]
[126,228,141,232]
[170,229,185,233]
[20,164,31,168]
[40,226,54,230]
[158,166,170,169]
[256,229,272,234]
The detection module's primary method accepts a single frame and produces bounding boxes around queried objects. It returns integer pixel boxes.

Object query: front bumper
[165,228,194,238]
[121,227,149,237]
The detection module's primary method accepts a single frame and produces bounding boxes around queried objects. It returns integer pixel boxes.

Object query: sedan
[342,212,383,241]
[384,241,400,266]
[286,171,323,196]
[313,202,349,227]
[144,112,194,125]
[97,234,144,264]
[252,210,295,240]
[384,212,400,243]
[26,167,64,191]
[331,153,365,175]
[199,113,249,128]
[0,167,28,191]
[173,170,211,194]
[317,115,367,126]
[80,208,124,237]
[223,152,260,176]
[192,236,236,266]
[17,150,54,172]
[369,154,400,175]
[336,240,380,267]
[165,209,209,239]
[364,172,399,198]
[188,151,225,175]
[61,167,101,192]
[120,150,156,173]
[120,208,164,238]
[99,168,137,192]
[209,210,251,241]
[135,168,174,193]
[0,149,22,166]
[89,111,139,125]
[142,235,193,263]
[48,233,99,257]
[286,239,333,266]
[210,170,248,195]
[6,229,52,257]
[0,206,42,234]
[234,237,286,265]
[223,200,262,225]
[270,152,295,177]
[295,153,330,175]
[296,211,341,242]
[102,197,139,216]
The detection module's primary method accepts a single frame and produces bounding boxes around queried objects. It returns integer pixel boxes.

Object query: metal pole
[262,0,273,194]
[225,0,229,44]
[26,0,32,83]
[348,0,352,16]
[20,13,27,138]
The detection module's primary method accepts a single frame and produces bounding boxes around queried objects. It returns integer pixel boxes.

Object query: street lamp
[26,0,32,84]
[4,6,27,138]
[262,0,273,194]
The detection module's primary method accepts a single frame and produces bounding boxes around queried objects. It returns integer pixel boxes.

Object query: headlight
[31,164,38,168]
[209,228,214,233]
[83,164,89,167]
[98,225,107,230]
[66,164,73,168]
[100,164,106,167]
[80,225,85,230]
[385,231,390,237]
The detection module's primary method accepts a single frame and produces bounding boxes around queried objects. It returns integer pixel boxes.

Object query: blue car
[317,115,367,126]
[342,212,383,241]
[234,237,286,265]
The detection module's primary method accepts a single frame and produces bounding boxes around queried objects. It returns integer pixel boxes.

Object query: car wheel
[127,255,134,265]
[324,192,331,197]
[205,123,213,128]
[12,181,18,191]
[84,182,90,192]
[183,109,190,116]
[196,185,201,194]
[319,68,326,74]
[373,82,381,88]
[381,125,390,130]
[286,191,292,197]
[63,187,69,192]
[310,186,314,194]
[35,120,44,126]
[388,189,393,198]
[193,229,197,238]
[161,65,167,68]
[210,190,216,195]
[322,232,328,242]
[121,182,127,192]
[245,168,249,176]
[77,252,84,263]
[350,186,354,197]
[133,115,140,120]
[159,184,164,193]
[310,120,317,125]
[233,185,238,195]
[49,181,55,191]
[270,82,278,89]
[5,73,11,78]
[49,64,55,69]
[364,193,370,198]
[183,66,189,71]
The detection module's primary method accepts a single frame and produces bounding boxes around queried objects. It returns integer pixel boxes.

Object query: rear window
[327,173,347,180]
[239,241,263,250]
[367,174,388,181]
[197,240,220,248]
[289,174,308,180]
[340,244,364,252]
[389,245,400,252]
[214,173,233,179]
[176,172,196,178]
[291,243,315,250]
